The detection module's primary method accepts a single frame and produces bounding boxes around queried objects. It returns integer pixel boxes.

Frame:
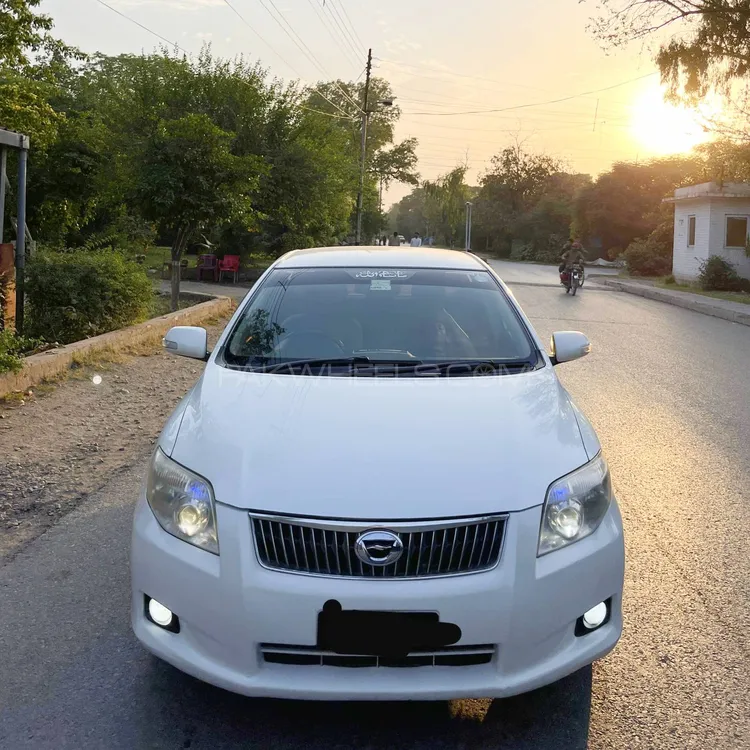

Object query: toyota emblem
[354,530,404,567]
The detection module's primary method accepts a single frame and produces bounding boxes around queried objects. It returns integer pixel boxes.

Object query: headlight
[146,448,219,555]
[538,454,611,556]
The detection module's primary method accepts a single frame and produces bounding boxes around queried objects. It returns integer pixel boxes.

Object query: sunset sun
[630,86,710,156]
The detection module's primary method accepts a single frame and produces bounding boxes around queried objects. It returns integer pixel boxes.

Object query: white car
[132,246,624,701]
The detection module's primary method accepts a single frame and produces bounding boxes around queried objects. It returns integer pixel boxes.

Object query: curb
[601,279,750,327]
[0,294,234,399]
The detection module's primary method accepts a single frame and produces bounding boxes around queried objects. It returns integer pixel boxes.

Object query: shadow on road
[143,657,592,749]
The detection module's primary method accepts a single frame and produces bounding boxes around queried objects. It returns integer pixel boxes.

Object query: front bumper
[131,497,624,700]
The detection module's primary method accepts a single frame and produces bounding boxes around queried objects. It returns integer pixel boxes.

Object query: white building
[666,182,750,282]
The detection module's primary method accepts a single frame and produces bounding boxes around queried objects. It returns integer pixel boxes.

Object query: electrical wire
[305,0,360,71]
[324,0,364,60]
[92,0,356,121]
[337,0,366,52]
[401,73,658,117]
[256,0,364,111]
[377,58,644,107]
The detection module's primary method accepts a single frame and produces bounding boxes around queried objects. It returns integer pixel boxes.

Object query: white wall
[708,198,750,280]
[672,200,710,281]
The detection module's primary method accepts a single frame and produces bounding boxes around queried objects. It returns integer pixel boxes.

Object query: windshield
[222,267,537,374]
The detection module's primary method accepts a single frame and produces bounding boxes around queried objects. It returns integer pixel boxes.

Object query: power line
[92,0,356,121]
[337,1,366,52]
[305,0,360,71]
[378,58,647,107]
[325,0,365,60]
[93,0,186,50]
[402,73,658,117]
[219,0,298,78]
[256,0,363,111]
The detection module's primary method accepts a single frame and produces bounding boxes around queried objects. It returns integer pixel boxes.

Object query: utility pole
[355,48,372,245]
[465,201,473,251]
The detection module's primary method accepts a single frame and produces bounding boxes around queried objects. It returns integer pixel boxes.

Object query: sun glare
[630,86,709,156]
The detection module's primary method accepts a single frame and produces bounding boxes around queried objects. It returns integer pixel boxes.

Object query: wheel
[566,286,570,294]
[572,282,578,296]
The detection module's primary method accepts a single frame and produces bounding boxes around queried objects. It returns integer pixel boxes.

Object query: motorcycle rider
[559,239,586,273]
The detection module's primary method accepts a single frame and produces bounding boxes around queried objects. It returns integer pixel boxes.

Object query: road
[1,278,749,749]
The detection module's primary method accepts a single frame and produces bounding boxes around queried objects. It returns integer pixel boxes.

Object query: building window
[726,216,748,248]
[688,215,696,247]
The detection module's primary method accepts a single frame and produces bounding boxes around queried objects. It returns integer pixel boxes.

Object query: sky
[41,0,710,205]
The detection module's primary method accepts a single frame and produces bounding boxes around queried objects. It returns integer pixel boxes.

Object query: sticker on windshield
[370,279,391,291]
[347,269,415,280]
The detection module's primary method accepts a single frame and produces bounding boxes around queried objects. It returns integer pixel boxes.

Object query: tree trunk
[170,225,190,312]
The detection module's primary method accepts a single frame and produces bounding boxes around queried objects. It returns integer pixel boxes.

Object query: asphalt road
[1,280,749,749]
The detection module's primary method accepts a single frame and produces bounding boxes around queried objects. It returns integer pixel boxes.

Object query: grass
[656,279,750,305]
[149,292,196,318]
[141,246,198,272]
[621,273,750,305]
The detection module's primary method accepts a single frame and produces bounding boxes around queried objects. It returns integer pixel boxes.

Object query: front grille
[260,643,495,668]
[250,514,507,578]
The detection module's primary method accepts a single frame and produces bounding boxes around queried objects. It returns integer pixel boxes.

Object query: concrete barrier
[0,293,233,399]
[601,278,750,327]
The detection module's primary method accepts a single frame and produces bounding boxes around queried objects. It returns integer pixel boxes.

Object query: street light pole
[355,48,372,246]
[465,201,473,251]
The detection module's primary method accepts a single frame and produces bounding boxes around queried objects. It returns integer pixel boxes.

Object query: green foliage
[135,113,264,258]
[423,166,471,247]
[664,274,676,284]
[624,222,674,276]
[25,250,153,344]
[698,255,750,292]
[574,157,701,255]
[0,329,43,373]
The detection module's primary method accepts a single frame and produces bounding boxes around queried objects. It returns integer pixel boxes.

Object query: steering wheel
[273,331,347,359]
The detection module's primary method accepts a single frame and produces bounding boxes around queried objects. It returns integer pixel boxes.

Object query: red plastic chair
[196,254,218,282]
[218,254,240,283]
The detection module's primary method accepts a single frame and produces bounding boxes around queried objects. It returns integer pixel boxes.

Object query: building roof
[276,246,485,270]
[665,181,750,203]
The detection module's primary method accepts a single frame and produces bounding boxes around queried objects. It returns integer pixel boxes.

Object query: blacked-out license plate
[317,601,461,656]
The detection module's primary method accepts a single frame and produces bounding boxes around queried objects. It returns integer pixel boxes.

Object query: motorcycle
[560,263,585,295]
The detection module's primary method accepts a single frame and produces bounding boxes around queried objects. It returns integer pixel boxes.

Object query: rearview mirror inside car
[550,331,591,365]
[163,326,208,361]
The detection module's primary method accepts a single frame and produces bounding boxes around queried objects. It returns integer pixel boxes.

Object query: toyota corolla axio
[131,246,624,700]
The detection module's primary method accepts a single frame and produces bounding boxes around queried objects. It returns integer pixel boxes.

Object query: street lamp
[465,201,473,251]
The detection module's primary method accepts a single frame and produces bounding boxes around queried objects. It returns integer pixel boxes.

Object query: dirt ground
[0,317,231,563]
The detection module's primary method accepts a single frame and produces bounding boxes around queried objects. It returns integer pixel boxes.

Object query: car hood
[170,365,590,518]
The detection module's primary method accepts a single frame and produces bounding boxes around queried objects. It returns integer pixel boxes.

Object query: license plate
[317,600,461,656]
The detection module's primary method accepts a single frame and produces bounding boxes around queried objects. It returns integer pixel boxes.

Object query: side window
[688,216,696,247]
[726,216,748,248]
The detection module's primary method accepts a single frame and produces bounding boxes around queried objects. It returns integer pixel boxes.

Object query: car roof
[275,246,487,270]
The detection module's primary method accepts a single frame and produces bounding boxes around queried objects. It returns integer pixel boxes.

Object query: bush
[664,274,676,285]
[624,222,673,277]
[26,250,153,344]
[698,255,750,292]
[0,330,44,374]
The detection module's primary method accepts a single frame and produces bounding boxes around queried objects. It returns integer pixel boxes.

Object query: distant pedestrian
[410,232,422,247]
[388,231,401,246]
[381,235,387,246]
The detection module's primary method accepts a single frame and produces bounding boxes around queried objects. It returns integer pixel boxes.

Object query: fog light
[582,601,608,630]
[148,598,174,628]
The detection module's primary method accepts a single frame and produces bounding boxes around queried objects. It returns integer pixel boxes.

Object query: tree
[424,166,471,247]
[591,0,750,135]
[574,156,703,255]
[0,0,84,147]
[474,144,565,256]
[135,114,264,309]
[306,77,419,234]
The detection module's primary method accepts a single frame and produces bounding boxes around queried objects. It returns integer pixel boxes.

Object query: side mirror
[550,331,591,365]
[163,326,208,361]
